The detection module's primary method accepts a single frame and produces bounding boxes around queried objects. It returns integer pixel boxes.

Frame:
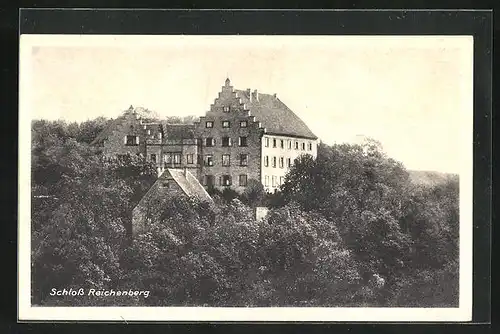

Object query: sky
[21,35,473,174]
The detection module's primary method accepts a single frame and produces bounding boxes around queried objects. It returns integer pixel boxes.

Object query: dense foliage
[30,119,459,307]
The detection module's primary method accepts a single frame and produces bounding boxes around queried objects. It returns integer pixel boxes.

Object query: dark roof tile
[235,89,317,140]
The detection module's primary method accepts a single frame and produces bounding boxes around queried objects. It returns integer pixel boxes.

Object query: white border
[18,34,474,322]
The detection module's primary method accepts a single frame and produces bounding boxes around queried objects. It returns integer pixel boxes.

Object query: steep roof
[90,115,123,145]
[91,106,160,146]
[234,89,317,140]
[167,168,213,203]
[133,168,213,214]
[162,123,196,139]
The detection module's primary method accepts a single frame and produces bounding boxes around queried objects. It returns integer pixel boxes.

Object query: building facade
[92,78,319,193]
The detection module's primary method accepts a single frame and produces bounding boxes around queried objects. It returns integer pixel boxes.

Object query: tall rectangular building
[194,78,318,193]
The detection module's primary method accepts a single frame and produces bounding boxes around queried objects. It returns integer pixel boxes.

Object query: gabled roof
[167,168,213,202]
[234,89,318,140]
[133,168,213,214]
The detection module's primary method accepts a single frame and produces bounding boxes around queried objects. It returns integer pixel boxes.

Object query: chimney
[273,93,277,100]
[247,88,251,102]
[253,89,259,101]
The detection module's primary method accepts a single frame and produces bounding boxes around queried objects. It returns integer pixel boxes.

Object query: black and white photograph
[19,31,475,322]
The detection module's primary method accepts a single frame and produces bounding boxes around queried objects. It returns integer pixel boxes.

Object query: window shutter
[135,136,139,145]
[228,138,232,146]
[123,136,127,144]
[218,176,222,186]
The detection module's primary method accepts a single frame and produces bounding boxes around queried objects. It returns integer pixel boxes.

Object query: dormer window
[206,121,214,128]
[240,120,248,128]
[223,106,230,113]
[222,121,230,128]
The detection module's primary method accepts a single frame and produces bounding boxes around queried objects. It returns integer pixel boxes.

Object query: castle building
[92,78,318,193]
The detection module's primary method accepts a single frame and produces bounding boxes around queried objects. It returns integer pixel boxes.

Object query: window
[221,175,232,186]
[240,120,248,128]
[308,142,313,151]
[164,153,171,164]
[150,154,156,163]
[264,156,269,167]
[173,153,181,165]
[206,121,214,128]
[187,154,194,164]
[147,129,151,135]
[287,158,291,168]
[161,181,170,188]
[239,136,247,147]
[239,174,248,187]
[125,135,139,146]
[222,121,230,128]
[206,137,215,147]
[222,137,232,147]
[302,142,306,150]
[222,154,231,166]
[295,141,299,150]
[223,106,230,112]
[264,175,269,187]
[272,156,277,168]
[288,140,292,149]
[264,137,269,147]
[280,176,285,185]
[204,155,214,166]
[273,139,277,148]
[205,175,214,186]
[279,157,284,168]
[280,140,284,149]
[240,154,248,166]
[272,176,278,187]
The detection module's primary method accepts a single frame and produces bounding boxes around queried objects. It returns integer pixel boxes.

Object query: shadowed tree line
[31,119,459,307]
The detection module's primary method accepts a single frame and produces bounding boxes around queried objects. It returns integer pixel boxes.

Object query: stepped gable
[234,89,317,140]
[91,105,160,145]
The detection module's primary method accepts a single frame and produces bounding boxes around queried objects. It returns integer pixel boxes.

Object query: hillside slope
[408,170,458,187]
